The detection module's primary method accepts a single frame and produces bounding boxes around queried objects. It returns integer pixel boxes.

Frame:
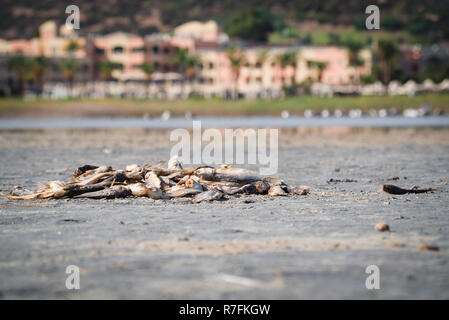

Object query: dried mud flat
[0,128,448,299]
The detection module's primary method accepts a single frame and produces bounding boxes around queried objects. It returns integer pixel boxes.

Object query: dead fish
[125,170,143,181]
[194,167,264,183]
[77,171,113,186]
[73,165,98,177]
[147,187,167,200]
[285,185,309,195]
[382,184,436,195]
[177,175,191,185]
[167,187,202,198]
[253,181,270,194]
[185,179,203,191]
[8,186,33,197]
[127,183,148,197]
[223,184,257,195]
[8,181,66,200]
[160,176,176,186]
[168,156,183,170]
[125,164,140,171]
[73,185,131,199]
[268,185,288,196]
[145,171,162,189]
[192,190,223,203]
[74,165,112,180]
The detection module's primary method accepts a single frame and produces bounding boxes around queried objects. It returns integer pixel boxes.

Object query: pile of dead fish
[7,158,309,203]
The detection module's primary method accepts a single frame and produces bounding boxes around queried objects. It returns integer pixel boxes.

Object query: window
[152,46,159,54]
[113,46,124,54]
[255,62,262,68]
[209,62,214,69]
[163,47,171,55]
[132,47,146,54]
[95,47,105,55]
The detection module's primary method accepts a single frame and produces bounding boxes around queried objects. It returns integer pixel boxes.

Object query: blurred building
[0,19,374,98]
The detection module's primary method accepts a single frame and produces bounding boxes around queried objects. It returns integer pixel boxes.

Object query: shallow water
[0,115,448,130]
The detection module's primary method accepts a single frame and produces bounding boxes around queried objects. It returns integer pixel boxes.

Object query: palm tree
[32,56,49,93]
[344,37,365,85]
[61,59,77,94]
[98,60,121,81]
[7,55,33,95]
[255,50,269,94]
[226,45,245,98]
[140,62,155,83]
[377,38,398,85]
[172,48,201,97]
[308,60,328,83]
[278,51,298,84]
[256,49,269,66]
[66,40,80,56]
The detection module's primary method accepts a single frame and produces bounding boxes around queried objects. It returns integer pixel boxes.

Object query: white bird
[349,109,362,118]
[161,111,171,121]
[281,110,290,119]
[321,109,330,118]
[304,109,314,118]
[334,109,343,118]
[378,109,388,117]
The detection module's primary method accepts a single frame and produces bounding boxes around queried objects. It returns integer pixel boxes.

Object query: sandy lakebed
[0,128,448,299]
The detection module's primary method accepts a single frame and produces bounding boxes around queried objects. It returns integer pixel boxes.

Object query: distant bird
[143,112,150,120]
[403,108,419,118]
[349,109,362,118]
[321,109,330,118]
[185,111,192,120]
[161,111,171,121]
[389,108,398,116]
[368,109,377,117]
[334,109,344,118]
[304,109,315,118]
[281,110,290,119]
[378,109,388,117]
[418,104,431,117]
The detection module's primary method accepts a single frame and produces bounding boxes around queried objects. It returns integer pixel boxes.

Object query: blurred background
[0,0,449,123]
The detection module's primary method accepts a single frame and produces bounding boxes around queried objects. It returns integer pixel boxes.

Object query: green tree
[140,62,155,82]
[98,60,121,80]
[172,48,201,96]
[32,56,49,92]
[61,59,77,93]
[256,49,269,66]
[308,61,328,83]
[226,45,245,98]
[7,55,34,95]
[343,36,365,84]
[377,38,398,85]
[172,48,201,82]
[278,51,298,84]
[66,40,80,55]
[224,8,275,42]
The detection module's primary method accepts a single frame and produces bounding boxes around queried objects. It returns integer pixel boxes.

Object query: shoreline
[1,127,448,148]
[1,94,449,119]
